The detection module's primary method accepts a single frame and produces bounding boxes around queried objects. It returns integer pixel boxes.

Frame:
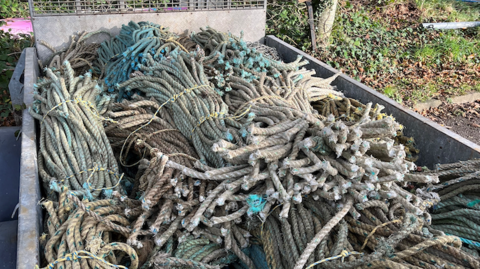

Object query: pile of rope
[30,61,120,201]
[255,200,480,269]
[97,21,188,98]
[312,95,420,162]
[191,27,329,98]
[419,159,480,256]
[31,21,480,269]
[39,192,138,269]
[104,42,454,269]
[39,30,111,75]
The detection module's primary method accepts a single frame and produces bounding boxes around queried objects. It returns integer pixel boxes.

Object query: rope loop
[41,96,117,124]
[306,250,363,269]
[361,219,402,250]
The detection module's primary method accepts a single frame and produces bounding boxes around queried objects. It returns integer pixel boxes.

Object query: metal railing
[29,0,265,16]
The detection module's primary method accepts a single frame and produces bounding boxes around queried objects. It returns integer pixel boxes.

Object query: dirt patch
[380,2,422,28]
[420,100,480,144]
[441,116,480,143]
[347,0,421,28]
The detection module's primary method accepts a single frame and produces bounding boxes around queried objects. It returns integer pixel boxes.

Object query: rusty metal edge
[17,47,42,269]
[265,35,480,168]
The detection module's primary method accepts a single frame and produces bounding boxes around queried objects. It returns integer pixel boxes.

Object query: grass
[383,85,404,104]
[415,30,480,66]
[415,0,480,22]
[0,2,34,126]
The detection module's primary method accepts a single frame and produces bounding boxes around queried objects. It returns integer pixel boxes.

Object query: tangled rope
[419,159,480,256]
[29,61,121,201]
[246,41,281,61]
[31,21,480,269]
[312,95,420,162]
[39,191,138,269]
[39,30,111,75]
[98,21,189,98]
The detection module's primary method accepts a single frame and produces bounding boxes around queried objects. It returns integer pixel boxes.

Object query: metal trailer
[14,6,480,268]
[18,2,267,266]
[28,0,267,64]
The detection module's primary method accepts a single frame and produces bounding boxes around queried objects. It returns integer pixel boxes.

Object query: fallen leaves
[422,100,480,121]
[308,0,480,108]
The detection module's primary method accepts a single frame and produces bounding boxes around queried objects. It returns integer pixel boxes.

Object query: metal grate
[29,0,265,16]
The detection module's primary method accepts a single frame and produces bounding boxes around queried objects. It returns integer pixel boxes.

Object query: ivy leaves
[267,1,312,50]
[0,27,33,126]
[0,0,29,18]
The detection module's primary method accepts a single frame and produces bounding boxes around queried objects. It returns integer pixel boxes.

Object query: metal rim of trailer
[27,0,268,64]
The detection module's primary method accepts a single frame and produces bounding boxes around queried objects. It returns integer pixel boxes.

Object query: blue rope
[248,245,269,269]
[98,21,170,98]
[445,233,480,249]
[231,246,269,269]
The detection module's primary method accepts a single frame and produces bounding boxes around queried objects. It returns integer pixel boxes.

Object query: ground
[420,100,480,143]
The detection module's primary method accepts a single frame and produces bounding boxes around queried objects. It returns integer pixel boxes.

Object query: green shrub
[0,25,34,126]
[0,0,30,18]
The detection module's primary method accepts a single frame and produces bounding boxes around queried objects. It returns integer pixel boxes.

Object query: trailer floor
[0,126,21,269]
[0,220,18,269]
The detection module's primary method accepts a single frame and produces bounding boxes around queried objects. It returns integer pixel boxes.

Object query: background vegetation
[0,0,33,126]
[0,0,29,18]
[267,0,480,107]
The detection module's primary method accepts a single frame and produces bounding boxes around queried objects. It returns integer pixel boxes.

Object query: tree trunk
[317,0,338,47]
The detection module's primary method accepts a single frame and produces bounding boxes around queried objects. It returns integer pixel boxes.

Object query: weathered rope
[32,23,480,269]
